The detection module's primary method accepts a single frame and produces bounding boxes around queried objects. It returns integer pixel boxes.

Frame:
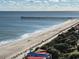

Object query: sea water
[0,11,78,45]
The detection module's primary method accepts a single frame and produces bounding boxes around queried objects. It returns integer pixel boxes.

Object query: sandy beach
[0,19,79,59]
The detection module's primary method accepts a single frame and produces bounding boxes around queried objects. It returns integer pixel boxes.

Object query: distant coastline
[1,11,79,17]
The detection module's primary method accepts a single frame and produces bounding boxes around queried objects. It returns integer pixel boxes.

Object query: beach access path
[0,20,79,59]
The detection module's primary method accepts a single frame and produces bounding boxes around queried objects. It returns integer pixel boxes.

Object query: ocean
[0,11,79,45]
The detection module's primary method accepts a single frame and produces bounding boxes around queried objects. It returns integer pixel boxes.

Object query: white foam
[0,20,71,46]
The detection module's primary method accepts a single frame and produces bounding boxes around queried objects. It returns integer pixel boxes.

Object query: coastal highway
[0,20,79,59]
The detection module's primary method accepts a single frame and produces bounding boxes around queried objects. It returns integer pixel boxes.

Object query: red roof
[27,57,46,59]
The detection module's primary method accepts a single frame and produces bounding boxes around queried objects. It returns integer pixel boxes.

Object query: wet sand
[0,19,79,59]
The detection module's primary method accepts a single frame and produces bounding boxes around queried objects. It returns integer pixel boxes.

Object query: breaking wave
[0,20,70,46]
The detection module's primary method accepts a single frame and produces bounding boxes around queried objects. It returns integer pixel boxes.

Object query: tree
[47,49,59,59]
[54,43,71,53]
[69,53,79,59]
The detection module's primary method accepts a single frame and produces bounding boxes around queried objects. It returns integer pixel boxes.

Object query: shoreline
[0,19,79,59]
[0,20,66,47]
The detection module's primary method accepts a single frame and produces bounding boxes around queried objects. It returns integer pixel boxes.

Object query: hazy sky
[0,0,79,11]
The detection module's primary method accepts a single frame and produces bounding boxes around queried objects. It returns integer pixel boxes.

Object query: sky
[0,0,79,11]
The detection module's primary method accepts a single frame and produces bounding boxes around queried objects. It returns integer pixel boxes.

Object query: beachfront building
[23,48,52,59]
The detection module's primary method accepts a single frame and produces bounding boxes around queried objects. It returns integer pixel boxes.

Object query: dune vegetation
[41,25,79,59]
